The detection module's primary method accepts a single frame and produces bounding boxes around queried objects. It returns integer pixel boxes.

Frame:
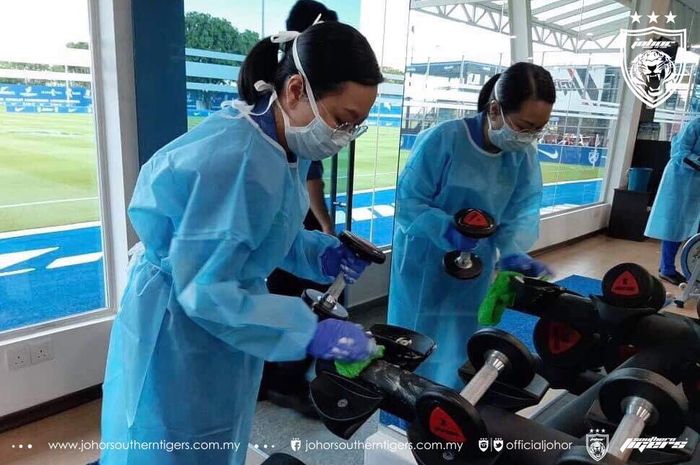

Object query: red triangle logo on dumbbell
[611,271,640,296]
[429,407,466,443]
[461,211,489,229]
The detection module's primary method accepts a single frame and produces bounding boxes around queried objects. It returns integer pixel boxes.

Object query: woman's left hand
[500,254,553,279]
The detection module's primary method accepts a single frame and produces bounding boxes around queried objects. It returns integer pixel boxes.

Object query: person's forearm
[308,179,334,234]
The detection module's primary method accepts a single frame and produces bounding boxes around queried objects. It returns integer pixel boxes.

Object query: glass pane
[184,0,361,240]
[651,50,700,141]
[0,1,105,333]
[350,0,408,247]
[400,1,512,162]
[532,0,631,214]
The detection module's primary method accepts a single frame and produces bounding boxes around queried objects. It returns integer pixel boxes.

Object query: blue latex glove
[444,224,479,251]
[307,319,375,361]
[500,254,553,279]
[321,244,371,284]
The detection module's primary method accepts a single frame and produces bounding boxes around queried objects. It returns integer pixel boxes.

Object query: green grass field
[0,112,99,233]
[0,113,604,232]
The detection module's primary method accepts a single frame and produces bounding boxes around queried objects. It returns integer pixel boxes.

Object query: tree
[184,12,260,109]
[185,12,238,53]
[66,41,89,50]
[236,30,259,56]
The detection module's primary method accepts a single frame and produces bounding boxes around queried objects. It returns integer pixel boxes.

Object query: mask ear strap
[291,38,322,119]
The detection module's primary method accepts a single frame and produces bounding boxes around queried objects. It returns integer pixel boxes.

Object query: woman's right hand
[307,319,375,362]
[444,224,479,251]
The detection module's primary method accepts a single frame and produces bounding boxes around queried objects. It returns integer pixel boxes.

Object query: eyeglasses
[503,114,546,141]
[333,122,368,142]
[316,98,369,143]
[494,100,546,139]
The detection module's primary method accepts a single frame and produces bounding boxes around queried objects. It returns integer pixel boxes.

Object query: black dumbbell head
[648,274,667,310]
[444,250,483,279]
[602,263,661,309]
[599,367,688,437]
[533,319,603,369]
[301,289,349,320]
[339,230,386,264]
[454,209,497,238]
[683,362,700,410]
[261,453,307,465]
[468,328,536,388]
[415,387,486,452]
[555,446,626,464]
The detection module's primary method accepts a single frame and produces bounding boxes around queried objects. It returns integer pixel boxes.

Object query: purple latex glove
[444,224,479,251]
[500,254,553,279]
[321,244,370,283]
[307,319,375,361]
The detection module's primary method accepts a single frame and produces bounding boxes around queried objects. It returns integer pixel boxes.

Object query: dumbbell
[443,208,497,280]
[600,367,688,462]
[302,230,385,320]
[261,453,306,464]
[555,446,626,464]
[602,263,667,310]
[411,329,537,459]
[533,318,605,371]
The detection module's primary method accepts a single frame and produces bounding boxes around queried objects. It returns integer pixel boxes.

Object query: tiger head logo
[620,26,687,108]
[629,49,676,100]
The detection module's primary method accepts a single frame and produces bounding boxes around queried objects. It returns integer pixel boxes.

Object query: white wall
[0,320,112,417]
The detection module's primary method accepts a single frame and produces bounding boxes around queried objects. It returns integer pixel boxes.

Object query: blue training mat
[380,274,602,431]
[496,274,602,352]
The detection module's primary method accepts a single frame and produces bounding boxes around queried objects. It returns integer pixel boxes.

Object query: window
[530,0,632,213]
[348,0,409,246]
[0,1,105,333]
[183,0,403,246]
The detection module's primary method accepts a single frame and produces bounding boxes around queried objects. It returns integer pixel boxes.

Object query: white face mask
[277,38,366,161]
[487,104,538,152]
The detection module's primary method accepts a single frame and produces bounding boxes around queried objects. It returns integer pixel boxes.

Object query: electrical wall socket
[30,339,54,365]
[7,345,31,370]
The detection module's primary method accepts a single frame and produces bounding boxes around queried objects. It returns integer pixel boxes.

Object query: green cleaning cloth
[478,271,522,326]
[335,345,386,379]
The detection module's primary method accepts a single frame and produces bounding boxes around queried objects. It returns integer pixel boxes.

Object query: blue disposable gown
[645,117,700,242]
[388,116,543,389]
[100,106,337,465]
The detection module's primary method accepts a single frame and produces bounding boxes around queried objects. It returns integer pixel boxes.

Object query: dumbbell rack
[676,233,700,310]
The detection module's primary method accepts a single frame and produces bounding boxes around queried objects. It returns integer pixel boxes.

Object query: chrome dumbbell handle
[455,252,474,269]
[608,396,656,462]
[320,274,346,310]
[459,350,509,405]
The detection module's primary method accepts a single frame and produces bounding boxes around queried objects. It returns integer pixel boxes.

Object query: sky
[0,0,91,63]
[0,0,696,71]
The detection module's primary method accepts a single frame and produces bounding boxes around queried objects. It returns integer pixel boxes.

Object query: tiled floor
[2,234,697,465]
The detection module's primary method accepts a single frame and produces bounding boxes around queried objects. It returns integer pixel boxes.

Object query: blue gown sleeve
[151,146,318,363]
[672,118,700,160]
[279,229,339,283]
[493,148,543,258]
[395,127,455,251]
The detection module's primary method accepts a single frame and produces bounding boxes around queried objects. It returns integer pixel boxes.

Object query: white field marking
[543,178,603,187]
[0,268,34,277]
[1,196,98,209]
[0,247,58,271]
[46,252,103,269]
[0,222,100,240]
[373,205,396,217]
[350,207,375,221]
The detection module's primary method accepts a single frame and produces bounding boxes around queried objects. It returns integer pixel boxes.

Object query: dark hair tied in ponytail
[477,62,555,114]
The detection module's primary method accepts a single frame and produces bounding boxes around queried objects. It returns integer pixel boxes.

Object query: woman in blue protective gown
[99,22,383,465]
[645,116,700,285]
[388,63,556,389]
